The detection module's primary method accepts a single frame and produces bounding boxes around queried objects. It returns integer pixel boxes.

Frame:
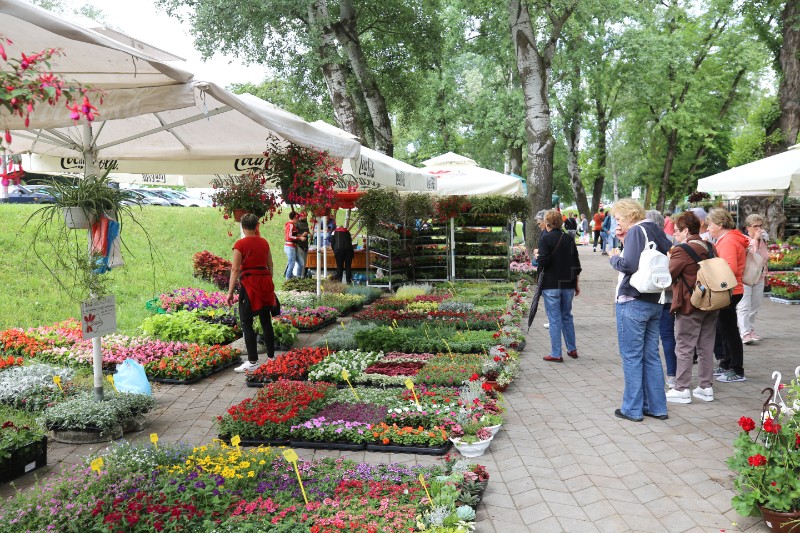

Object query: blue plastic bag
[114,359,151,395]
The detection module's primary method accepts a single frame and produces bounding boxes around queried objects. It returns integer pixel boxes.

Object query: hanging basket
[63,207,94,229]
[233,209,248,222]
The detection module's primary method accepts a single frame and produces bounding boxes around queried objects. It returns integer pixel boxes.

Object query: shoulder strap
[552,233,564,254]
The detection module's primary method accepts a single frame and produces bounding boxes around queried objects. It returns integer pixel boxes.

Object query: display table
[305,248,374,270]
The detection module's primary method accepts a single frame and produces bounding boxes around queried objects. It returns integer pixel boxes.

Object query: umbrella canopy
[697,144,800,198]
[421,152,524,196]
[310,121,436,192]
[0,0,196,130]
[15,82,361,174]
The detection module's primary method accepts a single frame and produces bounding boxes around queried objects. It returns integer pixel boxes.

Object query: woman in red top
[227,213,276,372]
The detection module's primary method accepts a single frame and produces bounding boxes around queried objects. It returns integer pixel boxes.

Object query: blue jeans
[616,299,667,418]
[294,248,307,278]
[542,289,577,358]
[659,304,676,377]
[284,245,297,280]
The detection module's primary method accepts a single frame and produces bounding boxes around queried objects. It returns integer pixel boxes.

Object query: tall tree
[743,0,800,154]
[508,0,576,248]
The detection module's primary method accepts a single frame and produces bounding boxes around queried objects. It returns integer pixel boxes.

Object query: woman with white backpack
[608,199,673,422]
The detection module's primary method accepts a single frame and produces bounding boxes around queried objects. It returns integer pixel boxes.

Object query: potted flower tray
[365,441,451,456]
[150,357,242,385]
[288,440,366,451]
[0,436,48,483]
[218,434,289,447]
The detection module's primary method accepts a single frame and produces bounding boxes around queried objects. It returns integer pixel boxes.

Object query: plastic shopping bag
[114,358,151,395]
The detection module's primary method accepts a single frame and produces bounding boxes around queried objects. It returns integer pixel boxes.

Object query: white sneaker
[692,386,714,402]
[742,333,755,345]
[543,323,549,329]
[234,361,259,373]
[666,388,691,404]
[666,376,676,389]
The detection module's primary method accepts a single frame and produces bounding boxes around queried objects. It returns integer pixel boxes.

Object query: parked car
[5,185,56,204]
[121,190,171,207]
[129,189,175,207]
[147,188,212,207]
[25,184,58,197]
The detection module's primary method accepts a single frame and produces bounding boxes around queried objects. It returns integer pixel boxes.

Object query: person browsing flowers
[227,213,276,373]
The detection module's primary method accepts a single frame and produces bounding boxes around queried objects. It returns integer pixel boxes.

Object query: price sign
[282,449,309,504]
[90,457,104,475]
[53,375,63,391]
[418,473,432,504]
[150,433,158,447]
[231,435,241,448]
[404,378,420,408]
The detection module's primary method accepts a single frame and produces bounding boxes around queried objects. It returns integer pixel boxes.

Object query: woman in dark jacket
[665,211,718,404]
[536,209,582,362]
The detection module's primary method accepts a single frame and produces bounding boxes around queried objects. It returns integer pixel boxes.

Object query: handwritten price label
[404,379,421,408]
[231,435,241,448]
[53,375,63,391]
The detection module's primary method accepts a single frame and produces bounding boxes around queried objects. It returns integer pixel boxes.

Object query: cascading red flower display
[763,417,782,434]
[747,454,767,467]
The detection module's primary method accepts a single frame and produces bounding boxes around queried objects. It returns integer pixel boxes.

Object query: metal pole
[450,217,456,280]
[83,124,103,401]
[316,217,322,297]
[1,151,8,203]
[322,215,328,278]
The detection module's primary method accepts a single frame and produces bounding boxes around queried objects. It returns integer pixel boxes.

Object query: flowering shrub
[0,355,24,370]
[192,251,232,290]
[217,380,335,440]
[211,172,281,220]
[144,345,240,381]
[727,379,800,515]
[246,346,331,383]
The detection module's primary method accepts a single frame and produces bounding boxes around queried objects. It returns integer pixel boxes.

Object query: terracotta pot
[486,380,508,392]
[313,207,330,217]
[759,506,800,533]
[233,209,247,222]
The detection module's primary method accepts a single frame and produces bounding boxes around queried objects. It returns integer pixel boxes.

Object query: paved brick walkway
[3,246,798,532]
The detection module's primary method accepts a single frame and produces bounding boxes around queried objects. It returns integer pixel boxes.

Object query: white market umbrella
[697,144,800,198]
[421,152,524,196]
[15,82,361,173]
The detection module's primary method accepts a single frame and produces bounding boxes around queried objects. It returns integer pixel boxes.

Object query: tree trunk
[508,0,567,252]
[332,0,393,156]
[592,100,609,216]
[563,105,590,220]
[508,144,523,176]
[776,0,800,153]
[656,129,678,211]
[738,195,786,240]
[308,1,364,143]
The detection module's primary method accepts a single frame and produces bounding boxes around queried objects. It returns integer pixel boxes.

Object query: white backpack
[629,224,672,300]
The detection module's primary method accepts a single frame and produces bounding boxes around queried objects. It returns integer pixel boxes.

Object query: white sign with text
[80,296,117,340]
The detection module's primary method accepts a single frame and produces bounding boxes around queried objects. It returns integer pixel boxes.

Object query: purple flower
[194,481,206,489]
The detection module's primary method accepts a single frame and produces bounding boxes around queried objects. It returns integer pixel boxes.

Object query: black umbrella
[527,268,545,333]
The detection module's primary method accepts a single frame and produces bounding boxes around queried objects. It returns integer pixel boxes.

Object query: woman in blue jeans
[608,199,672,422]
[535,209,582,362]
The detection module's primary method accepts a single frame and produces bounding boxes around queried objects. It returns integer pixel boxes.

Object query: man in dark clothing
[330,224,355,283]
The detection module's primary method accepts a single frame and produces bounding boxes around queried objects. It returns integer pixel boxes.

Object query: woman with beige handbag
[736,214,769,344]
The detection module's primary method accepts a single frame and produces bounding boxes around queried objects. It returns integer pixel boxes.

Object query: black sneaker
[614,409,643,422]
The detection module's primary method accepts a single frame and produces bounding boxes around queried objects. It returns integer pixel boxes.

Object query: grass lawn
[0,204,294,335]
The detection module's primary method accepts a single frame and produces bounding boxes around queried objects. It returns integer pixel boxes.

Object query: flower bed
[352,308,504,330]
[767,272,800,300]
[0,364,77,412]
[306,350,383,383]
[140,310,238,345]
[147,287,233,313]
[192,250,232,290]
[0,355,24,371]
[354,326,503,354]
[0,439,483,532]
[416,353,487,387]
[276,306,340,331]
[144,345,241,383]
[218,380,336,441]
[245,347,331,385]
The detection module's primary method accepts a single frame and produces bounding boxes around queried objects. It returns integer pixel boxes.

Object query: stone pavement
[3,246,799,532]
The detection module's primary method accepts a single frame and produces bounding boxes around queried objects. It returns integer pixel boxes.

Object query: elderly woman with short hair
[608,199,672,422]
[737,213,769,344]
[535,209,581,362]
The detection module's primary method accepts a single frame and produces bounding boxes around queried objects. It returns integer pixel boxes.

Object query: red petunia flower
[738,416,756,432]
[748,454,767,466]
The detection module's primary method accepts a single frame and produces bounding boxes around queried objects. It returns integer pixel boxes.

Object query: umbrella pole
[316,217,322,297]
[322,215,328,279]
[450,217,456,280]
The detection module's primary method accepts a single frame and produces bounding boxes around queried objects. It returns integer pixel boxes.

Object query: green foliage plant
[355,189,401,232]
[140,310,237,345]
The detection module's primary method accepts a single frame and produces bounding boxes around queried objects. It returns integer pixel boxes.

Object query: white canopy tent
[697,144,800,198]
[310,121,436,193]
[421,152,525,196]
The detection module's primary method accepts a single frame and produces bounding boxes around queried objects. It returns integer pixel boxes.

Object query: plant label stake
[404,378,420,408]
[442,339,454,362]
[53,375,63,392]
[418,473,433,505]
[90,457,103,476]
[341,370,360,400]
[150,433,158,448]
[231,435,241,450]
[282,448,309,505]
[106,374,117,392]
[392,319,399,330]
